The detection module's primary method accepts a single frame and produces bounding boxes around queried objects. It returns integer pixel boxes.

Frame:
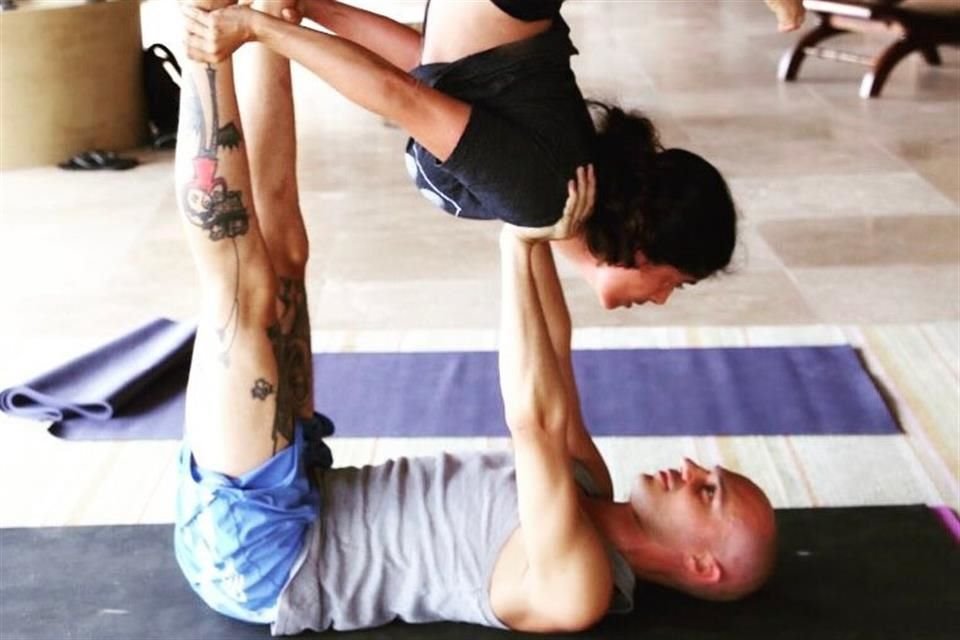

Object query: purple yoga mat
[932,506,960,544]
[0,319,195,439]
[0,318,899,440]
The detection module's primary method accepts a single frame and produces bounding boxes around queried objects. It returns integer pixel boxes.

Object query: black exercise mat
[1,506,957,640]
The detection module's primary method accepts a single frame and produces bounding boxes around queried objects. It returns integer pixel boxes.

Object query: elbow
[549,578,611,632]
[527,596,606,634]
[501,368,574,437]
[400,36,425,73]
[502,401,533,436]
[554,610,604,634]
[503,401,570,439]
[567,607,606,633]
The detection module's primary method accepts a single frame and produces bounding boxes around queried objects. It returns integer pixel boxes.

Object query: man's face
[593,258,695,310]
[629,458,771,556]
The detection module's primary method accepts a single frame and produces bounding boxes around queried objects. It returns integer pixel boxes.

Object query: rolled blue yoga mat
[0,319,899,440]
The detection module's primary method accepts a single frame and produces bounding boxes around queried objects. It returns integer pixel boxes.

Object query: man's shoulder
[490,524,613,633]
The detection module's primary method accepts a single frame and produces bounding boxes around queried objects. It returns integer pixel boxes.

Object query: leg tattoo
[259,278,312,453]
[179,65,250,364]
[180,63,312,455]
[251,378,275,400]
[276,278,313,417]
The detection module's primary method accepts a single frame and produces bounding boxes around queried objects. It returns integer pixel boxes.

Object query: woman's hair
[585,102,737,280]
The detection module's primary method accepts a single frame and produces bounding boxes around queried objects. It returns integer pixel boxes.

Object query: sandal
[58,150,139,171]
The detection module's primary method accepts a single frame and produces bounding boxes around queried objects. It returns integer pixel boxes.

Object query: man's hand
[505,164,596,243]
[182,5,258,64]
[764,0,806,32]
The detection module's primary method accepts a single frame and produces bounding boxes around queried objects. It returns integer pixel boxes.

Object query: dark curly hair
[585,102,737,280]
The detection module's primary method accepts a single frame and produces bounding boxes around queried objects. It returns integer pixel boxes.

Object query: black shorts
[405,18,595,227]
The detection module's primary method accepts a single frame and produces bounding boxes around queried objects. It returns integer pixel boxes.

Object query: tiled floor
[0,0,957,526]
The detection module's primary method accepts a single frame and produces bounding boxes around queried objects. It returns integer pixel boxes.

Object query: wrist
[500,229,538,271]
[500,224,540,247]
[499,224,526,249]
[245,8,268,42]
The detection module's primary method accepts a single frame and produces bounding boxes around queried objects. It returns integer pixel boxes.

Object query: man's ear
[683,551,722,585]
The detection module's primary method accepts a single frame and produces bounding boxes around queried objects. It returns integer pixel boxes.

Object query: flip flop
[151,132,177,150]
[58,150,139,171]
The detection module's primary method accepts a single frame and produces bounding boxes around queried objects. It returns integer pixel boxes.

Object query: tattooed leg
[274,278,313,419]
[175,52,298,477]
[253,279,311,455]
[236,39,315,422]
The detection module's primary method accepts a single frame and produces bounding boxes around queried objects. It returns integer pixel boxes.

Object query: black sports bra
[420,0,566,51]
[490,0,565,21]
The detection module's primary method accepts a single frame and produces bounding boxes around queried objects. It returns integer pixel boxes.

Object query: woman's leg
[175,50,297,478]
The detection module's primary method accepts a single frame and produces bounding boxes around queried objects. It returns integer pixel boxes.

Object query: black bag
[143,43,182,149]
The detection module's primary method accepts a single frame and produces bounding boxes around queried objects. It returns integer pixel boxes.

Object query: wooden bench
[778,0,960,98]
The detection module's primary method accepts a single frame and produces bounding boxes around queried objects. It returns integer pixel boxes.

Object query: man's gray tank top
[272,450,635,635]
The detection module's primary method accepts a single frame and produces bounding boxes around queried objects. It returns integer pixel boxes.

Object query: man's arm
[509,165,611,497]
[183,6,469,162]
[497,223,612,632]
[300,0,424,72]
[528,240,613,498]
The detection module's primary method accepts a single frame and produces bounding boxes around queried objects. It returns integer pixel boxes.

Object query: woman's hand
[241,0,304,24]
[504,164,596,243]
[182,5,259,64]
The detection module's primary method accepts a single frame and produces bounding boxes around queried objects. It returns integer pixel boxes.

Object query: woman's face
[592,256,695,310]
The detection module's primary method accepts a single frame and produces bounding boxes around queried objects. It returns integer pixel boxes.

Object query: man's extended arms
[496,172,612,632]
[503,166,611,497]
[527,238,613,498]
